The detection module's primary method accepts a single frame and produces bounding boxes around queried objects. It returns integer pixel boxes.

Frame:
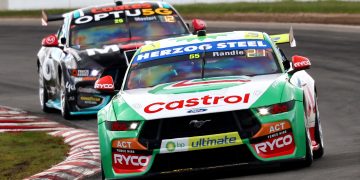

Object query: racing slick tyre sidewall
[101,162,105,180]
[39,67,51,113]
[60,74,72,120]
[299,99,313,167]
[301,127,313,167]
[313,95,324,159]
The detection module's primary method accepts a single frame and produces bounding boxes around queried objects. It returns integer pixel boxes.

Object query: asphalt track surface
[0,19,359,180]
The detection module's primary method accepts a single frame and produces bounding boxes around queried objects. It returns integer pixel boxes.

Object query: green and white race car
[96,29,324,179]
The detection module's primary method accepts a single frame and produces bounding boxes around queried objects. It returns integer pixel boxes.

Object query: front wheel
[313,95,324,159]
[60,75,72,120]
[39,67,51,113]
[300,127,313,167]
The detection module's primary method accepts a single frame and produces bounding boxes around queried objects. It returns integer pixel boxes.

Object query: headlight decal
[256,100,295,116]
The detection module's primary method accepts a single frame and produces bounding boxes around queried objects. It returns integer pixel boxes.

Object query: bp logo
[149,76,251,94]
[166,141,176,152]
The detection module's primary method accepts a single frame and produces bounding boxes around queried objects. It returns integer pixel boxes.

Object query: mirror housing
[192,19,206,34]
[94,75,115,92]
[41,34,59,47]
[290,55,311,73]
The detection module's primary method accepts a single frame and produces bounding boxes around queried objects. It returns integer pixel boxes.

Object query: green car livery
[96,30,324,179]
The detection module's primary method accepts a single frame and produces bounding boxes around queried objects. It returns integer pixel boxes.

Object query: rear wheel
[39,67,51,113]
[313,95,324,159]
[60,75,72,120]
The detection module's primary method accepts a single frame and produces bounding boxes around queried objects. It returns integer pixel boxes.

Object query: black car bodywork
[37,1,204,119]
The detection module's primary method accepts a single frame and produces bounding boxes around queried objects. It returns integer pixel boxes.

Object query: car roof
[70,1,173,18]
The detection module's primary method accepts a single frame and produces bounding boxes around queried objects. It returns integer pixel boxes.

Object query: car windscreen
[125,43,281,90]
[70,9,188,49]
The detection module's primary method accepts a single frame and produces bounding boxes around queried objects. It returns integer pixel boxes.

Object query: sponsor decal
[78,87,99,93]
[252,133,295,158]
[79,96,101,105]
[160,132,243,154]
[81,77,97,81]
[293,60,310,69]
[91,3,152,14]
[149,76,251,94]
[187,108,207,114]
[65,82,75,92]
[94,83,114,90]
[45,35,56,44]
[165,141,177,152]
[75,8,173,24]
[251,130,295,158]
[112,138,147,150]
[175,33,229,43]
[244,32,263,39]
[134,16,157,21]
[112,153,151,173]
[86,45,120,56]
[144,93,250,113]
[252,121,291,138]
[94,75,114,91]
[134,40,270,62]
[113,154,149,167]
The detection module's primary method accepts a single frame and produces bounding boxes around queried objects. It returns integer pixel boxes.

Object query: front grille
[138,110,260,150]
[149,145,257,173]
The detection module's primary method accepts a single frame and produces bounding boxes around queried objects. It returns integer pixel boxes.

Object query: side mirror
[41,34,59,47]
[94,75,115,92]
[192,19,206,34]
[291,55,311,73]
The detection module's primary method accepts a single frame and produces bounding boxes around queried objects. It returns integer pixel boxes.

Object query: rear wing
[41,10,65,26]
[269,27,296,47]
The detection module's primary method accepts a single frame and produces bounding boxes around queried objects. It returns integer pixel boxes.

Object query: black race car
[37,1,206,119]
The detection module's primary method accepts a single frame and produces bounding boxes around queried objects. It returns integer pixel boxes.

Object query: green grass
[0,1,360,18]
[0,132,70,179]
[0,9,69,18]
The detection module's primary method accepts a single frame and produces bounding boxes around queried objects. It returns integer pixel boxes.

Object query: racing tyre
[300,127,313,167]
[101,162,105,180]
[313,95,324,159]
[60,75,72,120]
[39,67,51,113]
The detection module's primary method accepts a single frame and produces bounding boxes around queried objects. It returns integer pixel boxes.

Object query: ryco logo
[113,154,149,167]
[144,93,250,113]
[94,83,114,89]
[293,61,310,68]
[255,134,293,153]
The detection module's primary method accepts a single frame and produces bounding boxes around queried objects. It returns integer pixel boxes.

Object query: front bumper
[68,80,112,115]
[99,100,307,179]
